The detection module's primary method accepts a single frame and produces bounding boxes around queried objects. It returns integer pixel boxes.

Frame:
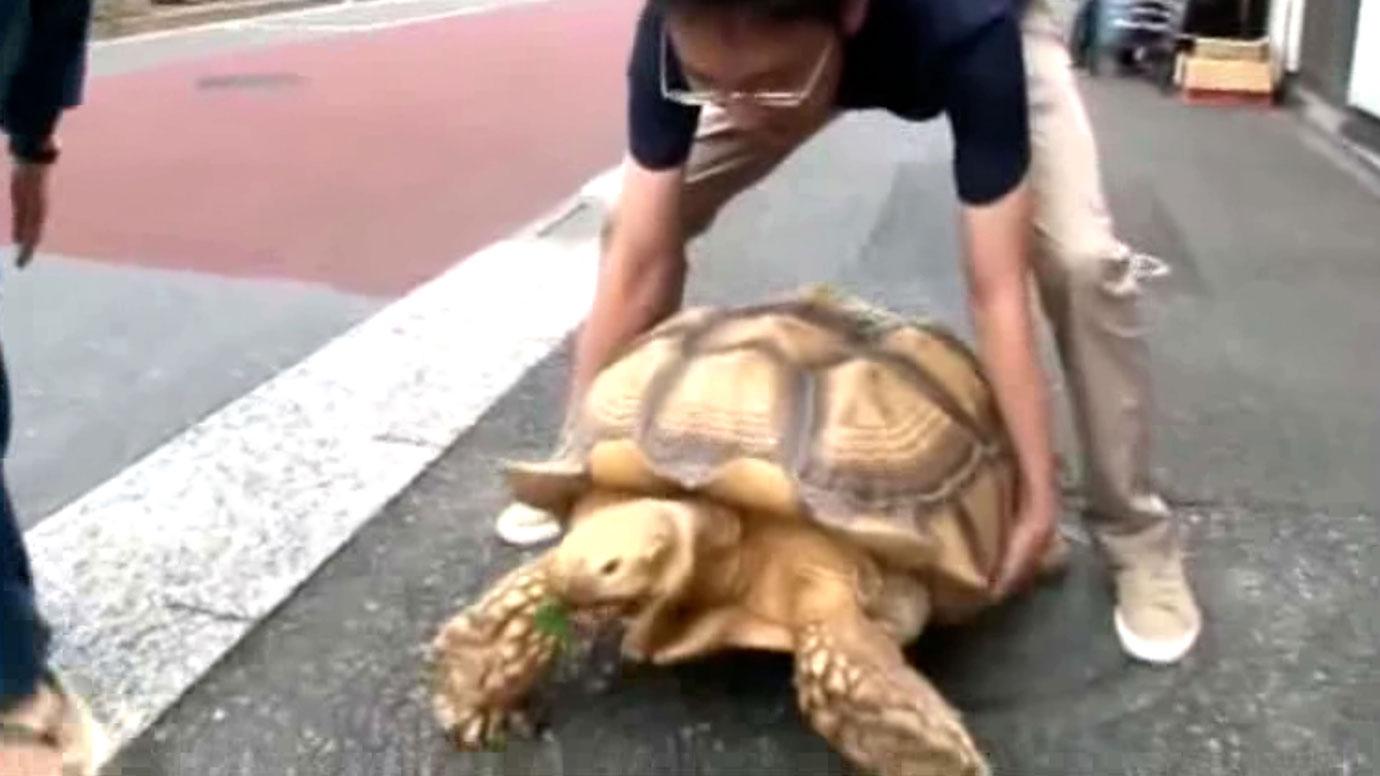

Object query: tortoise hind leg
[793,611,990,776]
[428,552,582,749]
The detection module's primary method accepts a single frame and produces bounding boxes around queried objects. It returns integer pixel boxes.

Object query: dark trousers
[0,345,49,711]
[1070,0,1101,70]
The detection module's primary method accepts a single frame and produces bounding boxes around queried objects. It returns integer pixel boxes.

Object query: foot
[0,671,109,776]
[793,615,990,776]
[429,553,599,750]
[494,502,563,547]
[0,735,61,776]
[1035,527,1072,580]
[1112,548,1202,665]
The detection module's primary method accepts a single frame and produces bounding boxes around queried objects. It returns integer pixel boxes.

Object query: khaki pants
[664,0,1178,566]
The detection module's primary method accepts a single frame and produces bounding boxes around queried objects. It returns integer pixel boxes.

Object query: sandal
[0,670,108,776]
[0,718,65,776]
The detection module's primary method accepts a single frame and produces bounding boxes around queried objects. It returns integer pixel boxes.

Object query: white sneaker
[494,501,563,546]
[1112,551,1202,665]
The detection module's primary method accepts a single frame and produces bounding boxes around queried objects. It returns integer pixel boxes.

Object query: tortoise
[427,287,1065,776]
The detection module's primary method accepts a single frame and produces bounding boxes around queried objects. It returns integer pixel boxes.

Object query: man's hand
[957,179,1062,598]
[10,162,52,267]
[992,483,1060,597]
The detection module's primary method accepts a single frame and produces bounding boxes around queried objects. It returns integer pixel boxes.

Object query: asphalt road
[4,0,628,525]
[102,72,1380,776]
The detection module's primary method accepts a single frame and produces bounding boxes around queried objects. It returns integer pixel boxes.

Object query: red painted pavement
[50,0,636,297]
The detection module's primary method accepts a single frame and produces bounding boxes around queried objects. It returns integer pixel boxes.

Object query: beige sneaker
[494,501,563,547]
[1112,549,1202,665]
[0,671,110,776]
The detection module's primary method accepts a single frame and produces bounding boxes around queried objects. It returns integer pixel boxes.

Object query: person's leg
[495,103,835,547]
[1018,0,1201,664]
[0,345,59,776]
[0,345,49,710]
[0,347,106,776]
[1068,0,1093,69]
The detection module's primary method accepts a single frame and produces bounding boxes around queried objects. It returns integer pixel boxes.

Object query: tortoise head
[550,497,682,609]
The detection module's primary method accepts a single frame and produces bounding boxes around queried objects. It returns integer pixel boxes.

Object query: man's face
[664,8,845,141]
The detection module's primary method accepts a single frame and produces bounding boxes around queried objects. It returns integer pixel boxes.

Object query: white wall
[1268,0,1307,75]
[1350,0,1380,116]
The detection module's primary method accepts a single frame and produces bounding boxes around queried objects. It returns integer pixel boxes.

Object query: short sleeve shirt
[626,0,1032,205]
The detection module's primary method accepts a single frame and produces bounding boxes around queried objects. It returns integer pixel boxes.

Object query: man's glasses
[659,28,834,109]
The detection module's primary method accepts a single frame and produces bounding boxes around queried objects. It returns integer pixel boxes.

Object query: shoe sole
[493,502,563,547]
[1113,608,1200,665]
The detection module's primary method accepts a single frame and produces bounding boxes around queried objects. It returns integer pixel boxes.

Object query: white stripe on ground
[22,184,607,763]
[237,0,552,33]
[91,0,553,47]
[579,160,625,208]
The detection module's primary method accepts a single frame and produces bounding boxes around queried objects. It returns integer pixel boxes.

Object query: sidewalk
[102,76,1380,775]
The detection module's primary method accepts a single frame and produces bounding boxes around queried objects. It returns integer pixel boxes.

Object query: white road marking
[579,160,626,208]
[238,0,552,33]
[242,0,549,33]
[91,0,551,47]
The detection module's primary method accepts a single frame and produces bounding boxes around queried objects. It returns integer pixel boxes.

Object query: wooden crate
[1179,55,1275,94]
[1192,36,1270,62]
[1181,88,1275,107]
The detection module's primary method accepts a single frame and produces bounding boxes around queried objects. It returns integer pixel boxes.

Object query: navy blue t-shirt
[627,0,1031,205]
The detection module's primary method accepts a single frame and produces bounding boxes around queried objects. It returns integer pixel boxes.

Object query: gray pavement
[2,255,380,525]
[104,77,1380,775]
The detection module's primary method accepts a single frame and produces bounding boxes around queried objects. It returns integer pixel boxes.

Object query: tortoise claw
[793,620,990,776]
[452,707,538,749]
[429,556,562,751]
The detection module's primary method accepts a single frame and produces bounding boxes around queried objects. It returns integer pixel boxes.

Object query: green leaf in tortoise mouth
[533,598,573,650]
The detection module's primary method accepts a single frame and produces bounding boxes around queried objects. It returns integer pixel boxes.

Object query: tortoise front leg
[793,610,991,776]
[428,552,579,749]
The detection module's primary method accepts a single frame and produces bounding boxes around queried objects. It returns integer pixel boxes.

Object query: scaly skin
[793,612,990,776]
[433,494,995,773]
[428,553,570,750]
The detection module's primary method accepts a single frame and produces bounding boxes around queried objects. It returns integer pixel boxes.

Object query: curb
[94,0,353,39]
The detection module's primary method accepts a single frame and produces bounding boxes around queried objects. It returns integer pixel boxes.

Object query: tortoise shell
[508,288,1018,615]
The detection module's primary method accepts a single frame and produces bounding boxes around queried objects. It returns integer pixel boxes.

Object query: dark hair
[653,0,845,24]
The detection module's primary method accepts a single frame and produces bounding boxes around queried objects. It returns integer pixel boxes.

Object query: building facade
[1273,0,1380,158]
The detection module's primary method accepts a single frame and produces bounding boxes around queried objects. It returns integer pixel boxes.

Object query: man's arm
[566,159,689,414]
[3,0,92,263]
[2,0,93,160]
[960,181,1059,594]
[942,13,1059,594]
[565,0,699,418]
